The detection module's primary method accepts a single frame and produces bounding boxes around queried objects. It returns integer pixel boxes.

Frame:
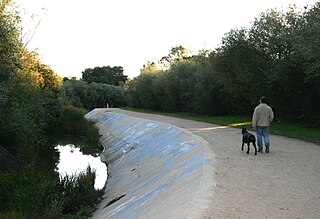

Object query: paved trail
[111,108,320,219]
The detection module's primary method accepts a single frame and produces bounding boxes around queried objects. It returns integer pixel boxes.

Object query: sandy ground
[111,108,320,219]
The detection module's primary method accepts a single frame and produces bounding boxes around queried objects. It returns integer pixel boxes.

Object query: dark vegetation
[62,79,126,110]
[0,103,103,218]
[127,3,320,128]
[0,1,105,218]
[82,66,127,86]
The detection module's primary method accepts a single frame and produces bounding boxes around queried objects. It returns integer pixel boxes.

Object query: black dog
[241,127,257,155]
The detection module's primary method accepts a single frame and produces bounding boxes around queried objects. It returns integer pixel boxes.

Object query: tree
[159,45,191,68]
[297,2,320,125]
[168,59,197,112]
[0,1,63,160]
[210,28,270,114]
[192,51,228,115]
[266,3,320,125]
[126,2,320,126]
[140,61,159,74]
[82,66,128,86]
[62,80,126,109]
[0,0,22,81]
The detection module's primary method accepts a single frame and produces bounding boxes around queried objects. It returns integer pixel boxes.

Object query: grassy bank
[122,107,320,145]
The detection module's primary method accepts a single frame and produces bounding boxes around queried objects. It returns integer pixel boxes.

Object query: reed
[0,166,102,218]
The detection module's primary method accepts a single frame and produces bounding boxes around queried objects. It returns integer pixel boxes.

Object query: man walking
[252,96,274,153]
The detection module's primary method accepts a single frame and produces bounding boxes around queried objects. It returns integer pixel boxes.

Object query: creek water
[55,144,108,189]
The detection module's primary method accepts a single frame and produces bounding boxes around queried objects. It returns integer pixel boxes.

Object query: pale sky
[14,0,318,79]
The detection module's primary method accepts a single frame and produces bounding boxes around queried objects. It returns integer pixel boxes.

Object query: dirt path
[111,109,320,219]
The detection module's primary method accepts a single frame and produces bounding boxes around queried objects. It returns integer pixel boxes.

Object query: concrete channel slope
[85,108,216,219]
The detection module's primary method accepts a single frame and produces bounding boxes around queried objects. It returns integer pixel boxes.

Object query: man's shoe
[265,146,269,153]
[257,148,263,152]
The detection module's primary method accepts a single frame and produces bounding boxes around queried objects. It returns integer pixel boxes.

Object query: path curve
[87,108,215,219]
[106,108,320,219]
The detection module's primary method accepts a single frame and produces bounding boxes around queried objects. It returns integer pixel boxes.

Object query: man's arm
[269,107,274,123]
[252,109,257,128]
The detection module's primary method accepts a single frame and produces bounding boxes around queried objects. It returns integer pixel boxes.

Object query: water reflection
[56,144,108,189]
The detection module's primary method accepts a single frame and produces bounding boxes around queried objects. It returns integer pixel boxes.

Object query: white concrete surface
[86,108,216,219]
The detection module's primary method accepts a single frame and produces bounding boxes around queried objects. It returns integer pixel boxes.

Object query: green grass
[122,107,320,145]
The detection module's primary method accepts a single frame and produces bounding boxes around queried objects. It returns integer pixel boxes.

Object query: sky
[14,0,318,79]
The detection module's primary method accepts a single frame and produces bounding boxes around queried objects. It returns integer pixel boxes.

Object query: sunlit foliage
[0,0,62,166]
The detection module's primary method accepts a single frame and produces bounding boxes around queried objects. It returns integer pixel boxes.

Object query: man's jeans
[256,126,270,150]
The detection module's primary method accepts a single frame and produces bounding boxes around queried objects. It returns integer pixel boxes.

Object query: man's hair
[260,96,267,103]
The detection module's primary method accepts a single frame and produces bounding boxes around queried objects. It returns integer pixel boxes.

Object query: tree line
[0,0,62,163]
[0,0,127,164]
[62,66,127,109]
[0,1,117,217]
[127,3,320,127]
[62,79,126,109]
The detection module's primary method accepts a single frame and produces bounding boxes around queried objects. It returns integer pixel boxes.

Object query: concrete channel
[85,108,216,219]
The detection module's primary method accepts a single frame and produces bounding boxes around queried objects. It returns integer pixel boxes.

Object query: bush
[54,105,101,156]
[0,165,103,218]
[56,105,88,135]
[60,166,103,215]
[0,167,63,219]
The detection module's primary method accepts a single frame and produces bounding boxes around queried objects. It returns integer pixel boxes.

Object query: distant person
[252,96,274,153]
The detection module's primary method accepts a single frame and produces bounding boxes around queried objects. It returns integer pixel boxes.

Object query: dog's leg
[253,141,257,155]
[246,143,250,154]
[241,141,244,151]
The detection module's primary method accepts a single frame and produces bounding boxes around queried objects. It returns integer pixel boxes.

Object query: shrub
[0,165,103,218]
[60,166,103,215]
[56,105,88,135]
[0,167,63,219]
